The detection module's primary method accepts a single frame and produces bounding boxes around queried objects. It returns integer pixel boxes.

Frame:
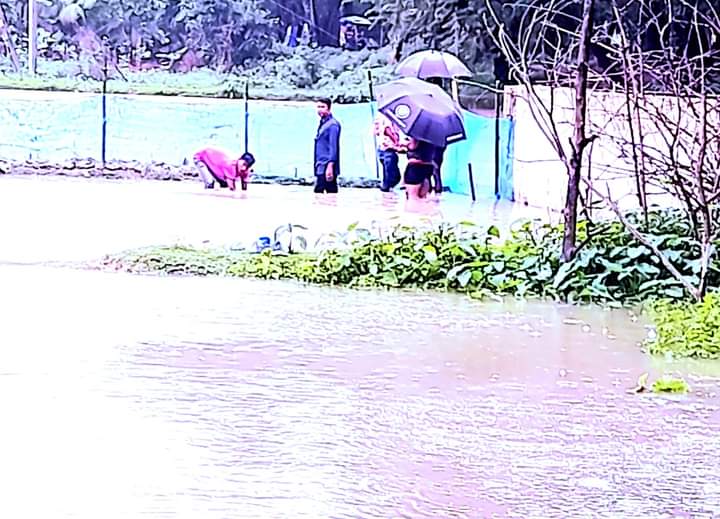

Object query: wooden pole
[451,78,459,103]
[28,0,38,74]
[468,163,476,202]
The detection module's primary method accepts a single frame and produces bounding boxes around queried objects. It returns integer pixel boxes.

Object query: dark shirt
[407,139,435,164]
[314,114,341,176]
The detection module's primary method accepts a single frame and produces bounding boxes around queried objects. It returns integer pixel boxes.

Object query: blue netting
[0,90,513,199]
[442,111,515,201]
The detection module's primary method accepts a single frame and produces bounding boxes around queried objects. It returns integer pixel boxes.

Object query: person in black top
[313,97,341,194]
[403,137,435,200]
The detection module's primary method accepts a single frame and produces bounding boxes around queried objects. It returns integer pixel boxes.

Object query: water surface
[0,265,718,518]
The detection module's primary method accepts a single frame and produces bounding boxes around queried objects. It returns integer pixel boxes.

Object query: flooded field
[0,265,718,518]
[0,176,549,264]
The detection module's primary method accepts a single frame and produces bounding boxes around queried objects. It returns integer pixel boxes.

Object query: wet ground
[0,176,551,264]
[0,177,719,518]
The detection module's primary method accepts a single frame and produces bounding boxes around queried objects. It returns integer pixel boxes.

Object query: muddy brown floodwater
[0,265,719,518]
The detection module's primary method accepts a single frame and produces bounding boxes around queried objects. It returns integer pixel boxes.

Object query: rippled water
[0,265,719,518]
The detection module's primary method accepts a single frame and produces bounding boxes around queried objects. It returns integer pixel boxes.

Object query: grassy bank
[100,214,720,359]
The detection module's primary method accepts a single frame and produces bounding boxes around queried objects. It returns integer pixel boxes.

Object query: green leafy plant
[106,209,719,311]
[646,293,720,359]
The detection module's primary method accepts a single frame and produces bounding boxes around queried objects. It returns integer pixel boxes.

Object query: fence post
[244,81,249,154]
[101,36,109,167]
[28,0,37,74]
[367,69,380,180]
[494,80,502,198]
[468,162,476,202]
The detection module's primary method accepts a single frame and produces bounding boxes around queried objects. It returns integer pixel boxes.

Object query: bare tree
[588,0,720,299]
[487,0,719,300]
[485,0,599,262]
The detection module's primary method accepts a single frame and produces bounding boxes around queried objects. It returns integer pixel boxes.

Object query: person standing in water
[373,112,402,192]
[403,136,435,200]
[313,97,342,194]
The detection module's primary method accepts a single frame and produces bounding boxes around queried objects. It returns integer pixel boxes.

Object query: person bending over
[193,147,256,191]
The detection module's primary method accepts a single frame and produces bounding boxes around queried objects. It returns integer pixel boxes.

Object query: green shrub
[0,47,395,103]
[106,209,720,308]
[647,293,720,359]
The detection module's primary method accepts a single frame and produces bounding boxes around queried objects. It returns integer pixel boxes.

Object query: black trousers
[378,149,401,191]
[314,174,338,193]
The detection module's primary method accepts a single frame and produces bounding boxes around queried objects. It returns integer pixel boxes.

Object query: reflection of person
[313,97,342,194]
[403,137,435,200]
[193,147,256,191]
[373,112,402,192]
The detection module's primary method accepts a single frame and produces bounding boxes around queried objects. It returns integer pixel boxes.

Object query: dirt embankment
[0,158,380,188]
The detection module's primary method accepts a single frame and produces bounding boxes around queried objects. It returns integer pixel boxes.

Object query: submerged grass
[652,377,691,394]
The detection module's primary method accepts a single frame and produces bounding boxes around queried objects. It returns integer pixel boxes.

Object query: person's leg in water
[404,163,432,200]
[194,159,217,189]
[380,149,401,192]
[386,150,401,190]
[313,164,339,194]
[432,147,446,194]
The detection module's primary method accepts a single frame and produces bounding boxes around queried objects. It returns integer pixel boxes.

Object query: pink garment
[193,147,247,181]
[373,113,401,151]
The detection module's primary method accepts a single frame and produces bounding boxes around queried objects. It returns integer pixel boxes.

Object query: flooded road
[0,265,719,518]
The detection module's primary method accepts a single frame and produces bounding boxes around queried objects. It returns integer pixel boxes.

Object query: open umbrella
[376,77,462,116]
[395,50,472,79]
[377,78,466,147]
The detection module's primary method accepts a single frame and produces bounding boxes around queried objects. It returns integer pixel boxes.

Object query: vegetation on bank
[102,210,720,359]
[647,294,720,360]
[0,47,404,103]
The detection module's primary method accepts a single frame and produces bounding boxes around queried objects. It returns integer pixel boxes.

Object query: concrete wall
[504,85,719,211]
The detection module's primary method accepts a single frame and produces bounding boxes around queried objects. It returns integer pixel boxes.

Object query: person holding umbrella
[376,77,466,201]
[394,51,472,197]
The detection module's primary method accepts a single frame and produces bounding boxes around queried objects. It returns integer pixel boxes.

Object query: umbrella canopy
[376,80,466,147]
[395,50,472,79]
[376,77,462,116]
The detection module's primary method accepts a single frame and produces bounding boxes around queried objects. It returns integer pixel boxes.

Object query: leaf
[380,270,399,286]
[520,256,539,270]
[487,225,501,238]
[446,264,465,280]
[627,246,650,259]
[423,245,438,263]
[457,269,472,288]
[662,287,685,299]
[553,261,579,289]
